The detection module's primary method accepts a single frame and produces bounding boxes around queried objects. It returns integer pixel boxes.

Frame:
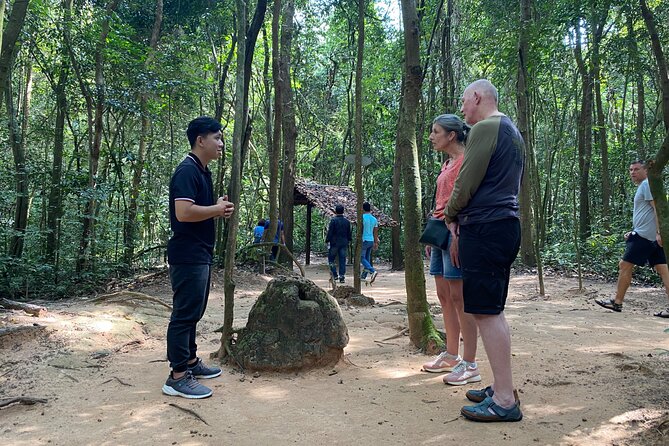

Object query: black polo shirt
[167,153,216,264]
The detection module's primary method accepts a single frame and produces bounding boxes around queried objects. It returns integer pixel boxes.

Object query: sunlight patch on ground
[373,367,419,380]
[529,403,587,417]
[90,318,114,332]
[248,384,290,401]
[562,408,667,445]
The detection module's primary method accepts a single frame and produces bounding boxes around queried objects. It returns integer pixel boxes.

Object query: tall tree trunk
[592,11,611,229]
[440,0,455,112]
[217,0,247,359]
[279,0,297,262]
[0,0,29,101]
[574,22,593,241]
[124,0,163,267]
[517,0,545,294]
[46,65,68,262]
[6,75,28,258]
[639,0,669,244]
[627,13,645,159]
[353,0,365,292]
[399,0,441,352]
[517,0,534,266]
[0,0,6,51]
[214,35,237,123]
[76,0,121,274]
[264,0,282,258]
[391,79,404,271]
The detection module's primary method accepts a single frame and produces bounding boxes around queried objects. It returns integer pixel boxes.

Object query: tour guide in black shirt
[162,116,235,399]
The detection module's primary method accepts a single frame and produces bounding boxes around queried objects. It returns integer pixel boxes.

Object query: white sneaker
[422,351,461,373]
[443,361,481,385]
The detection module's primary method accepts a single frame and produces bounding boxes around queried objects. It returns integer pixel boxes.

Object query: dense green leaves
[0,0,668,298]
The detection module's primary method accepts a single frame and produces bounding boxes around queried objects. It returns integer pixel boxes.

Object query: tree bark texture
[0,0,29,101]
[46,65,68,262]
[76,0,121,274]
[219,0,247,358]
[517,0,535,267]
[264,0,282,255]
[399,0,441,351]
[124,0,163,266]
[639,0,669,245]
[279,0,297,262]
[353,0,365,292]
[574,22,592,241]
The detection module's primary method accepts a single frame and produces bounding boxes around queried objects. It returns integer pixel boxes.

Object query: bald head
[460,79,500,125]
[467,79,498,104]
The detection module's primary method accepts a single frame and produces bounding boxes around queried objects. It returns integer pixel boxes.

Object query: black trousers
[166,264,211,372]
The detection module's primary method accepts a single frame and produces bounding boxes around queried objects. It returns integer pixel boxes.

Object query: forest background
[1,0,668,308]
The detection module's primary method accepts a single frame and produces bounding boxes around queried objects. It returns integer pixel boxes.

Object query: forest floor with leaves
[1,257,668,446]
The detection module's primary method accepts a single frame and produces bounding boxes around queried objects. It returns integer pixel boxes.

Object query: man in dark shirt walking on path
[326,204,352,283]
[162,116,235,399]
[445,79,524,422]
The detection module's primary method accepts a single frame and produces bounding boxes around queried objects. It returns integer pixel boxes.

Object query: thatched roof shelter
[293,179,398,265]
[294,179,398,227]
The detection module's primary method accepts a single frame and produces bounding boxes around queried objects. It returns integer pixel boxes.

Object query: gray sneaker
[162,371,213,399]
[188,358,222,379]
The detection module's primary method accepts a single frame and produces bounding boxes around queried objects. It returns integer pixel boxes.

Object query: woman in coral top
[422,114,480,386]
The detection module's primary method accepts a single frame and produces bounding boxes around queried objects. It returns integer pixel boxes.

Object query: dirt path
[1,258,668,445]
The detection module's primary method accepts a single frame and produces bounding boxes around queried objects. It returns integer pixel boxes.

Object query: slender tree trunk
[626,13,645,160]
[399,0,441,352]
[574,22,593,241]
[517,0,544,294]
[264,0,282,259]
[279,0,297,262]
[592,14,611,228]
[441,0,455,111]
[639,0,669,244]
[0,0,6,51]
[517,32,536,269]
[46,66,68,262]
[0,0,29,101]
[124,0,163,267]
[217,0,247,359]
[214,35,237,123]
[391,82,404,271]
[6,77,28,258]
[76,0,121,274]
[353,0,365,292]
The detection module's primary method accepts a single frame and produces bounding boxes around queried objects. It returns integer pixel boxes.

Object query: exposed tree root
[0,397,48,409]
[168,403,209,425]
[377,300,404,307]
[380,327,409,341]
[101,376,132,386]
[0,298,47,317]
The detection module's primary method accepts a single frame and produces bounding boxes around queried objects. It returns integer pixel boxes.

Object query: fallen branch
[0,397,48,409]
[168,403,209,425]
[0,298,47,317]
[114,339,143,353]
[377,300,404,307]
[374,340,400,346]
[102,376,132,386]
[381,327,409,341]
[88,291,172,311]
[0,324,46,338]
[60,373,79,383]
